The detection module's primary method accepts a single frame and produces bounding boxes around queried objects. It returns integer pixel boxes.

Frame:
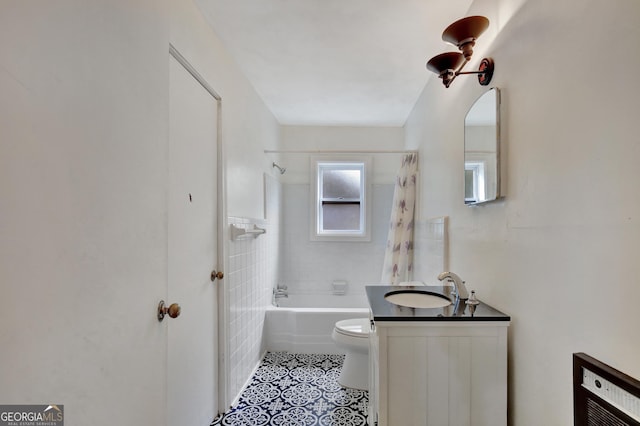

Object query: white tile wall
[225,175,282,402]
[413,216,448,285]
[281,183,394,296]
[226,217,277,400]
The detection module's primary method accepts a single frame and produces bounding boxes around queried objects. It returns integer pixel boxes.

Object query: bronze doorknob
[157,300,181,321]
[211,270,224,281]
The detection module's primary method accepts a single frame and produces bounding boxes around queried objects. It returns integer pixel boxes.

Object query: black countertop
[366,285,510,322]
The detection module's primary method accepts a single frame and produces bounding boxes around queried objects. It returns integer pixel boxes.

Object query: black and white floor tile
[212,352,369,426]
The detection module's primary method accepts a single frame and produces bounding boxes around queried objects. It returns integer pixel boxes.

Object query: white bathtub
[265,293,370,354]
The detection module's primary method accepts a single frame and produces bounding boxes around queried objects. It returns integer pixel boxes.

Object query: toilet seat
[334,318,370,338]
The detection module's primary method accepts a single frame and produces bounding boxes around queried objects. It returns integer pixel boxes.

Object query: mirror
[464,87,501,205]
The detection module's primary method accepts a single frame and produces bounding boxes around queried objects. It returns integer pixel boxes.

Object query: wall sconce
[426,16,495,88]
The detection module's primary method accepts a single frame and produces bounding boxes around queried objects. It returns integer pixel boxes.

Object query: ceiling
[195,0,474,127]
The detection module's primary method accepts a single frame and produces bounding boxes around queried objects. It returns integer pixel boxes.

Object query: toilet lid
[335,318,370,338]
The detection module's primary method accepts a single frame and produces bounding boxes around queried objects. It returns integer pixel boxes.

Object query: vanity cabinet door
[375,322,508,426]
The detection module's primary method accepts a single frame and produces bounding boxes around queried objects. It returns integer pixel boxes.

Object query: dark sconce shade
[442,16,489,60]
[426,52,466,88]
[426,15,495,88]
[426,52,466,74]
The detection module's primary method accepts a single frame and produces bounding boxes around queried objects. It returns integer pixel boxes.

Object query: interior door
[168,51,219,425]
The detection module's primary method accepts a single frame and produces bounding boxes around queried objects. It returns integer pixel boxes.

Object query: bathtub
[264,293,370,354]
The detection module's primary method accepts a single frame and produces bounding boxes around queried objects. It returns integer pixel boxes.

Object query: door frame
[169,44,229,414]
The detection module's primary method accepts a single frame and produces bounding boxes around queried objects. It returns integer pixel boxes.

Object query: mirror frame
[464,87,501,205]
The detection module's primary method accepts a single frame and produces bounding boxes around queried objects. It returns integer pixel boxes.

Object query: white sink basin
[384,290,452,309]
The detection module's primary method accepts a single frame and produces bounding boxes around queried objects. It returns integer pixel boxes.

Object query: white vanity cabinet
[368,318,509,426]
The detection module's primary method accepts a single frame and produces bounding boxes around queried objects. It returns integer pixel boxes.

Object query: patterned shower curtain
[381,153,419,285]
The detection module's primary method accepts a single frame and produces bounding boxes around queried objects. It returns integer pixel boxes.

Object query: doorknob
[211,270,224,281]
[157,300,181,321]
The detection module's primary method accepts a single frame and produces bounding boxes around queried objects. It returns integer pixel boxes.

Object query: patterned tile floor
[212,352,369,426]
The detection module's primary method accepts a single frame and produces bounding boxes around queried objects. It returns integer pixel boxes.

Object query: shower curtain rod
[264,149,418,154]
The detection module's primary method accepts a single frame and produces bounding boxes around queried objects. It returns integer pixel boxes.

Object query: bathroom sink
[384,290,452,309]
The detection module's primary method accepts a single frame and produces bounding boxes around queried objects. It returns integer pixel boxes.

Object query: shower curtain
[381,153,418,285]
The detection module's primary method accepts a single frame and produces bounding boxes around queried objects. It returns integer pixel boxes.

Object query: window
[311,157,371,241]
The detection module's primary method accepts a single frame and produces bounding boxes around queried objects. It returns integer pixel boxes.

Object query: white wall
[0,2,169,423]
[406,0,640,424]
[0,0,279,424]
[278,126,405,184]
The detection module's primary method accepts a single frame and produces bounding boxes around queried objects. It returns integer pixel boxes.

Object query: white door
[168,52,220,425]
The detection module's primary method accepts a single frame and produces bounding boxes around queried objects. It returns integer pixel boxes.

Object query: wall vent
[574,353,640,425]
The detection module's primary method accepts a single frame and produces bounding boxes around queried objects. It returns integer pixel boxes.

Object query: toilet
[331,318,370,391]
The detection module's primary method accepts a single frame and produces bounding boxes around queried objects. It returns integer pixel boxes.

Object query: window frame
[310,156,372,242]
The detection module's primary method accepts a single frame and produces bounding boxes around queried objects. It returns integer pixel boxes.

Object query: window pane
[322,203,361,231]
[465,169,475,199]
[322,169,361,199]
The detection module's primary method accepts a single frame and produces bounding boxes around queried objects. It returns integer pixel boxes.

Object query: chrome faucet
[273,284,288,299]
[437,271,469,300]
